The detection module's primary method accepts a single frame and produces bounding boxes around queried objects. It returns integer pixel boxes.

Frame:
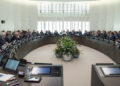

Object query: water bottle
[26,66,31,79]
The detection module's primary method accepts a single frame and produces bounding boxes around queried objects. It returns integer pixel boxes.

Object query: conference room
[0,0,120,86]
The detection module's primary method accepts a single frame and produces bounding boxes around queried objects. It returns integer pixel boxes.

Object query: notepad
[0,73,15,82]
[101,67,120,77]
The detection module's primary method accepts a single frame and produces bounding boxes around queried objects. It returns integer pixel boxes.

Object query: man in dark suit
[12,31,21,41]
[75,30,82,36]
[109,32,116,41]
[60,30,66,36]
[118,31,120,39]
[32,30,37,37]
[101,30,107,39]
[45,30,53,36]
[83,30,88,37]
[54,30,59,36]
[66,30,71,36]
[0,31,9,50]
[40,30,44,36]
[6,31,13,43]
[71,30,75,36]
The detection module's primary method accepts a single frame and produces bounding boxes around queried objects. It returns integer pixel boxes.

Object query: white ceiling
[31,0,99,1]
[3,0,119,5]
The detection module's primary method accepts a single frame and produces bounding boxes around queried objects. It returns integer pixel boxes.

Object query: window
[38,2,90,15]
[37,2,90,33]
[37,21,90,33]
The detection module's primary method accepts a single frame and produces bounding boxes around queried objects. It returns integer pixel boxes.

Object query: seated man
[77,30,82,36]
[118,31,120,39]
[32,30,37,37]
[83,30,88,36]
[96,30,101,39]
[109,32,116,41]
[45,30,53,36]
[101,30,107,40]
[40,30,44,36]
[71,30,75,36]
[21,30,28,39]
[12,31,22,41]
[66,30,71,36]
[6,31,13,43]
[114,31,119,39]
[115,38,120,46]
[54,30,59,36]
[60,30,66,36]
[90,31,95,38]
[27,29,33,38]
[0,31,9,51]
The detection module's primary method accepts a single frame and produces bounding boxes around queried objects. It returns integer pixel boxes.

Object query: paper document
[0,73,15,82]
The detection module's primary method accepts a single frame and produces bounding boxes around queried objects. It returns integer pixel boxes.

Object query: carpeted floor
[24,44,114,86]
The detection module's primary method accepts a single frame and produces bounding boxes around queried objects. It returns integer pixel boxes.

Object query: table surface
[0,66,63,86]
[18,77,63,86]
[15,36,120,64]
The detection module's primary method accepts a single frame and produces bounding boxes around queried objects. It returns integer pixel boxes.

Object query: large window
[37,21,90,33]
[38,2,90,15]
[37,2,90,33]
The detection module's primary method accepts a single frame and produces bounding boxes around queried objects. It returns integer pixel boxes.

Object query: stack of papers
[0,73,15,82]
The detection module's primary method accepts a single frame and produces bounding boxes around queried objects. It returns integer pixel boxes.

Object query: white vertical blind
[38,2,90,15]
[38,21,90,33]
[37,2,90,33]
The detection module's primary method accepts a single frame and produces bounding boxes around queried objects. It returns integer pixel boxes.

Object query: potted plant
[55,48,63,58]
[72,48,80,58]
[55,36,80,61]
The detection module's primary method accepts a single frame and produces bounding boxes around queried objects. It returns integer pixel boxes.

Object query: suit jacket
[11,35,21,41]
[110,35,116,41]
[0,36,8,48]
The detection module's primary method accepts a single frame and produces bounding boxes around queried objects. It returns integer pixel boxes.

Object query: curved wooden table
[16,36,120,64]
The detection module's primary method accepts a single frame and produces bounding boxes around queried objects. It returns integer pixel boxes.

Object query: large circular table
[16,36,120,64]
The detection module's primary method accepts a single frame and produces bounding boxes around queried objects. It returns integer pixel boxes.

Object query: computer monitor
[101,67,120,77]
[31,66,51,75]
[4,59,20,71]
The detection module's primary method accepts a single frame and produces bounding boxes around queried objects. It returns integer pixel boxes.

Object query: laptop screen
[31,66,51,75]
[5,59,20,71]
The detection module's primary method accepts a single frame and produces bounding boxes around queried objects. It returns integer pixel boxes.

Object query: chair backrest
[0,55,4,65]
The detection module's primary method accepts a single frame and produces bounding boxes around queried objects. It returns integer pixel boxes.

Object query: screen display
[101,67,120,76]
[5,59,20,71]
[31,67,51,75]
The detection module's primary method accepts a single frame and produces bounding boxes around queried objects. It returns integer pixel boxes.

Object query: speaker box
[1,20,5,24]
